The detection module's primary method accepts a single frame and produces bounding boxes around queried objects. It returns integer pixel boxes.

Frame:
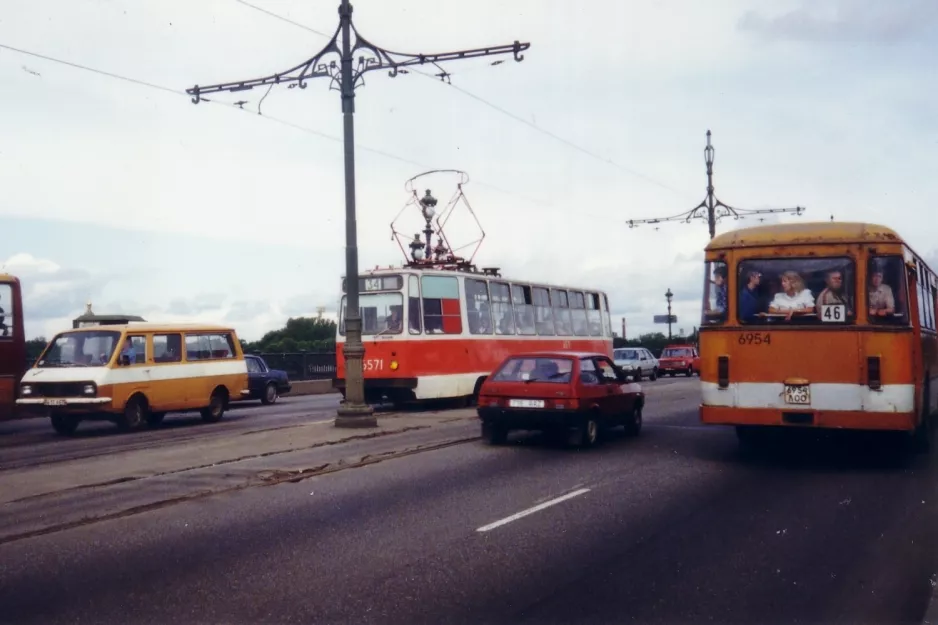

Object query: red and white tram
[333,264,614,405]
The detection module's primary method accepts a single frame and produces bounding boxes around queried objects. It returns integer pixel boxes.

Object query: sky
[1,0,937,341]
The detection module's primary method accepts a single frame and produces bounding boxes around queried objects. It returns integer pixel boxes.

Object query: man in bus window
[815,269,853,316]
[868,269,896,317]
[120,337,137,365]
[739,270,762,321]
[710,265,728,312]
[0,296,6,337]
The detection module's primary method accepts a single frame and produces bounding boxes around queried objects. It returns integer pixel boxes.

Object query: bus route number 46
[820,304,846,323]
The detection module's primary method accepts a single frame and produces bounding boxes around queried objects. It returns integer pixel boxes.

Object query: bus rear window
[736,257,856,325]
[492,356,573,383]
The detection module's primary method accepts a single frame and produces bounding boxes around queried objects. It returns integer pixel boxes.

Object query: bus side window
[551,289,573,336]
[490,282,515,335]
[570,291,589,336]
[154,333,182,363]
[533,287,555,335]
[586,293,602,336]
[511,284,536,335]
[408,275,422,335]
[421,275,462,334]
[868,256,906,324]
[466,278,493,335]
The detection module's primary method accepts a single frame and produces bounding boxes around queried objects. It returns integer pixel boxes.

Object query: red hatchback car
[476,351,645,447]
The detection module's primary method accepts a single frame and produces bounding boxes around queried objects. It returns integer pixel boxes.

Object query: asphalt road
[0,377,935,625]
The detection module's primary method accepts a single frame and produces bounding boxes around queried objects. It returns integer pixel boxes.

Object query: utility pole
[186,1,530,429]
[627,130,806,239]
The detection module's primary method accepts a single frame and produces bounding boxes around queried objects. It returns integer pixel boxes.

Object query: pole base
[334,401,377,428]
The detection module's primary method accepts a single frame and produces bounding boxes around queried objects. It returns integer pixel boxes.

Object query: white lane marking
[476,488,591,533]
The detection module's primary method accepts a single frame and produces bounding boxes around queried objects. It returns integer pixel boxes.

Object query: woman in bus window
[868,268,896,317]
[768,270,815,320]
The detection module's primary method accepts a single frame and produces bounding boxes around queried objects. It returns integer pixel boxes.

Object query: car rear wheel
[650,368,658,381]
[262,382,279,405]
[570,415,599,448]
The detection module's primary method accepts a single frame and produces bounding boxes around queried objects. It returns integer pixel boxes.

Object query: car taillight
[479,395,500,407]
[867,356,881,390]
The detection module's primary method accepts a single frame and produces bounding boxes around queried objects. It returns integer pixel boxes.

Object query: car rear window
[614,349,637,359]
[662,348,693,358]
[492,356,573,383]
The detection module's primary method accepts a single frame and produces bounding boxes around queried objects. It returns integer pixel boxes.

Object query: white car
[612,347,658,381]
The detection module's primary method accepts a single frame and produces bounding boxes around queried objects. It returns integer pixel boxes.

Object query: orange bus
[699,221,936,452]
[0,274,26,420]
[334,265,615,406]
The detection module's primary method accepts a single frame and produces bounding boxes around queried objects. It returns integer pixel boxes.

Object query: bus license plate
[43,398,67,406]
[784,384,810,405]
[509,399,544,409]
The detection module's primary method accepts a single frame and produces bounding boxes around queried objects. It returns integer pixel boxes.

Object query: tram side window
[701,261,728,325]
[490,282,515,335]
[533,287,555,335]
[466,278,493,335]
[551,289,573,336]
[408,275,422,334]
[421,275,462,334]
[601,293,612,337]
[586,293,603,336]
[736,257,855,325]
[0,283,11,339]
[511,284,536,335]
[868,256,907,325]
[570,291,589,336]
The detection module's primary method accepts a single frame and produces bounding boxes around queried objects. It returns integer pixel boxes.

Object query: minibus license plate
[784,384,810,405]
[43,398,67,407]
[509,399,544,409]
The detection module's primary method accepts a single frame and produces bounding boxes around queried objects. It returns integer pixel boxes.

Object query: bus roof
[56,323,237,334]
[706,221,903,250]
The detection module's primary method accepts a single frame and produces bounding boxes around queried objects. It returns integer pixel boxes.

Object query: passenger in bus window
[815,269,853,316]
[768,270,815,320]
[739,270,763,321]
[0,289,7,336]
[868,268,896,317]
[711,265,728,312]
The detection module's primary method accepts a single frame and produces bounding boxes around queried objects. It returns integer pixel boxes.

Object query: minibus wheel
[201,388,228,423]
[118,395,148,430]
[50,413,79,436]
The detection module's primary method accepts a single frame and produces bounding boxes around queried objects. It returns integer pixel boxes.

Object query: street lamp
[665,288,674,341]
[418,189,438,261]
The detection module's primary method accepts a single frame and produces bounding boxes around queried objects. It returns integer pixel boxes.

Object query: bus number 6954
[738,332,771,345]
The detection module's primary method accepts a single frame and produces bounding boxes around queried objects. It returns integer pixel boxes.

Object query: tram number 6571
[738,332,771,345]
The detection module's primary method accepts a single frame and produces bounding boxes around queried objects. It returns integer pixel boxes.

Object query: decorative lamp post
[418,189,438,260]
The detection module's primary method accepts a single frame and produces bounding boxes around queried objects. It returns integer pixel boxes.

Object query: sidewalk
[0,409,479,544]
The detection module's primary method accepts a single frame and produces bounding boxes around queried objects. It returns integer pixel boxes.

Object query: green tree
[243,317,337,353]
[25,337,48,361]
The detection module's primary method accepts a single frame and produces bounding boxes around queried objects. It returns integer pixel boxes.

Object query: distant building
[72,301,146,329]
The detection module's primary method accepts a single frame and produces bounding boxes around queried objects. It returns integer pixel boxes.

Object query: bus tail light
[718,356,729,388]
[867,356,882,390]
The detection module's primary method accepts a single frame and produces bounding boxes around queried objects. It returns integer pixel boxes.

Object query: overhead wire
[0,40,567,214]
[229,0,692,200]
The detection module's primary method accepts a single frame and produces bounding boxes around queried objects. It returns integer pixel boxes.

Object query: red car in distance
[476,351,645,447]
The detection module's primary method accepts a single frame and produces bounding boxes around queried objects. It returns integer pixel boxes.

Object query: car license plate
[784,384,810,405]
[509,398,545,409]
[43,398,67,406]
